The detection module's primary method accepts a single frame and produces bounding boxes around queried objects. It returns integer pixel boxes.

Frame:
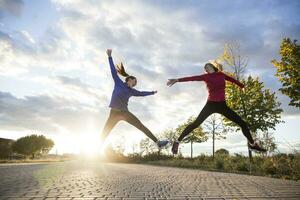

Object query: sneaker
[157,140,169,148]
[171,141,179,154]
[249,141,267,153]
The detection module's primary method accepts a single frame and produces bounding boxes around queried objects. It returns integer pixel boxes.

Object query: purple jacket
[108,56,154,111]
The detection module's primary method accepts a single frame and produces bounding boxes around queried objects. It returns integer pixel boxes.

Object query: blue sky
[0,0,299,155]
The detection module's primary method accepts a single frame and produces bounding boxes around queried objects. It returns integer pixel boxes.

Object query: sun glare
[76,133,102,156]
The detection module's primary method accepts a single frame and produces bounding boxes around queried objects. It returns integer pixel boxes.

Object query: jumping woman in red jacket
[167,61,266,154]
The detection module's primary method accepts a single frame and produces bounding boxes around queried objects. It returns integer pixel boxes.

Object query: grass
[105,150,300,181]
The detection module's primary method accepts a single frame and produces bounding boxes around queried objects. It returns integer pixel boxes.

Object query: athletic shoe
[171,141,179,154]
[249,141,267,153]
[157,140,169,148]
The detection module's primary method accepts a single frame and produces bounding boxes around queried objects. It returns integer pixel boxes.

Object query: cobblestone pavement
[0,161,299,200]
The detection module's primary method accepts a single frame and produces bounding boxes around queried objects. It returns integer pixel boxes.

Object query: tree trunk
[247,143,253,174]
[240,94,253,174]
[212,130,215,159]
[190,141,193,159]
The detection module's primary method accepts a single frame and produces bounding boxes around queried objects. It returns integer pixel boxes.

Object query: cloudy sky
[0,0,299,156]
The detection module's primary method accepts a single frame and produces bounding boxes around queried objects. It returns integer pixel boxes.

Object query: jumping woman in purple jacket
[101,49,168,148]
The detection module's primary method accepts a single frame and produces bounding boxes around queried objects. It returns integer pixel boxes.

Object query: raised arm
[131,89,156,97]
[106,49,123,85]
[167,74,207,87]
[178,74,206,82]
[224,73,244,88]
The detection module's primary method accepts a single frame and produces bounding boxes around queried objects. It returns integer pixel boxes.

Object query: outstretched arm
[131,89,157,97]
[167,74,206,87]
[224,73,244,88]
[106,49,123,85]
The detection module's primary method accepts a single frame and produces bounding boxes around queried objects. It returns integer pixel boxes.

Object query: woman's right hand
[106,49,112,57]
[167,79,178,87]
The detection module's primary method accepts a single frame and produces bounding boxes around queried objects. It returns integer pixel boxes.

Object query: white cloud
[0,0,299,154]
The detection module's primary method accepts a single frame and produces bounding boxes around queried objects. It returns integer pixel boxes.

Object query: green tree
[220,42,282,163]
[0,138,14,159]
[159,128,176,155]
[225,76,283,150]
[219,41,255,160]
[272,38,300,108]
[215,148,229,156]
[140,138,157,155]
[175,117,208,158]
[160,128,178,143]
[258,132,277,157]
[12,134,54,158]
[203,114,227,159]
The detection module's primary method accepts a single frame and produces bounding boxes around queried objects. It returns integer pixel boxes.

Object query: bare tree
[203,114,227,159]
[219,41,248,80]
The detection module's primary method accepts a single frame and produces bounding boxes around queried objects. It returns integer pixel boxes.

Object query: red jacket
[178,72,244,102]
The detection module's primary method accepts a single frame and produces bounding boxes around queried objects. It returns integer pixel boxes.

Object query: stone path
[0,161,299,200]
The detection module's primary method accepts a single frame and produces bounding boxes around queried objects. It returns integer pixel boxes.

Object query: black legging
[101,109,158,143]
[178,101,254,144]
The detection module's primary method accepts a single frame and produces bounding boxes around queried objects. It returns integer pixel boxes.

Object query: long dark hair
[116,62,136,82]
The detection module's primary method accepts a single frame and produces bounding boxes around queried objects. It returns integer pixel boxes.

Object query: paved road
[0,161,299,200]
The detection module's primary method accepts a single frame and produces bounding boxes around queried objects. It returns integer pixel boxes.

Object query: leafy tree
[159,128,177,155]
[12,134,54,158]
[0,138,14,159]
[139,138,157,155]
[272,38,300,108]
[219,41,255,160]
[258,132,277,157]
[160,128,178,143]
[175,117,208,158]
[220,42,282,163]
[203,114,227,159]
[215,148,229,156]
[225,76,283,150]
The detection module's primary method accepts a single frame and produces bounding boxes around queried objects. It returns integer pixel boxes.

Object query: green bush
[235,159,248,172]
[275,157,292,176]
[262,158,276,175]
[215,157,225,170]
[290,154,300,180]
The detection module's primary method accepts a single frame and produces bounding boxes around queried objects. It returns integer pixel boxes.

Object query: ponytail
[116,62,130,77]
[116,62,136,82]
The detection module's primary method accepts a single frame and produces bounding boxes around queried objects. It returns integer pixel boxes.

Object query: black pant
[101,109,158,143]
[178,101,254,144]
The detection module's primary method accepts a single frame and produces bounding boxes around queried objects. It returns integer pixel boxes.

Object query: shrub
[262,158,276,175]
[290,154,300,180]
[215,157,225,170]
[275,157,292,176]
[235,159,248,172]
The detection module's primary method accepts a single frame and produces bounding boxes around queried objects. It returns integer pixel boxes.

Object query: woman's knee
[239,120,249,129]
